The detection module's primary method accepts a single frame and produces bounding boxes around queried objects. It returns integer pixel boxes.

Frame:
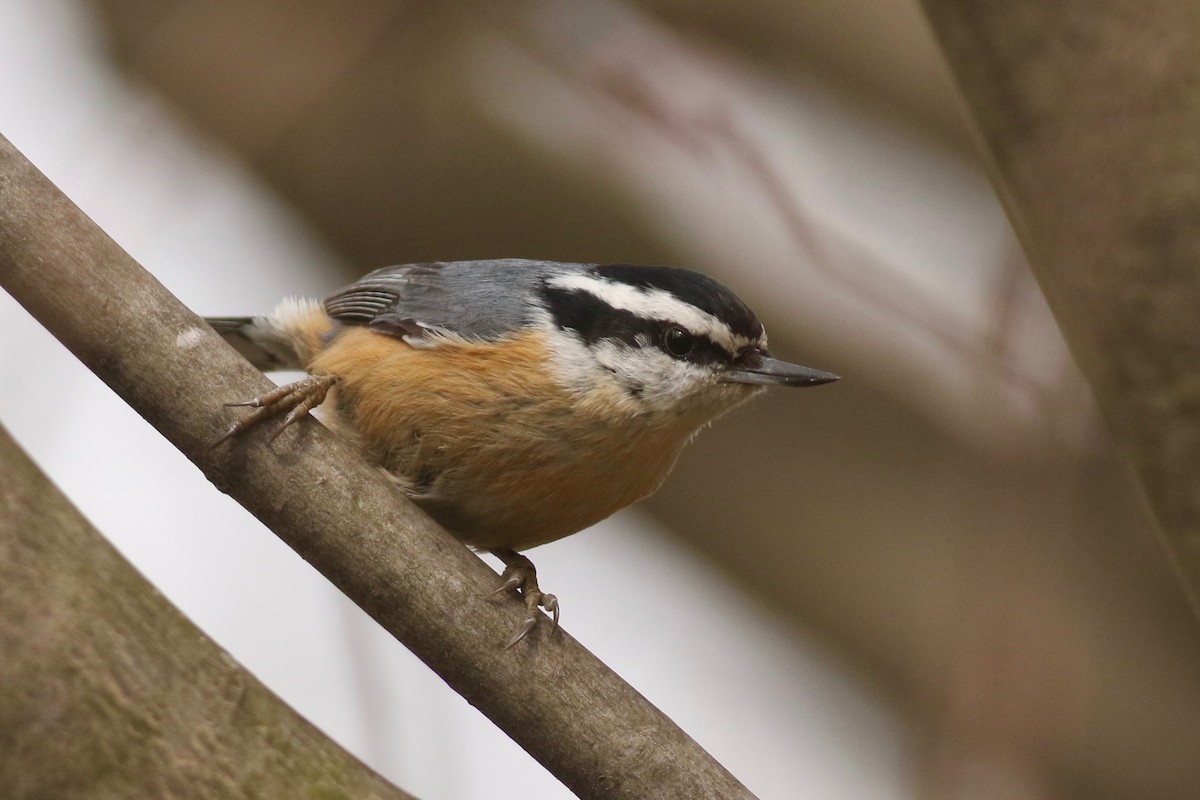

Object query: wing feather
[323,260,572,343]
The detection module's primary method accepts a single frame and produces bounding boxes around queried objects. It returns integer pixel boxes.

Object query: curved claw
[488,574,523,598]
[211,374,337,449]
[489,549,562,647]
[224,398,266,408]
[504,616,539,650]
[208,423,242,450]
[542,594,560,630]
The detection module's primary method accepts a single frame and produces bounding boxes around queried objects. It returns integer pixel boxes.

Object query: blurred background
[2,1,1200,798]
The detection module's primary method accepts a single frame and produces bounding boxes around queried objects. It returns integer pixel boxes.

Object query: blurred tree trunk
[919,1,1200,617]
[0,421,414,800]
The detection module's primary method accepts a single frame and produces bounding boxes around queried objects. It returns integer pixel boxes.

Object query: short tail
[206,316,302,371]
[206,298,333,372]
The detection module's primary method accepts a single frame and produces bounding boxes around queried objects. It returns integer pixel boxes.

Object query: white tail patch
[271,296,326,333]
[264,296,332,367]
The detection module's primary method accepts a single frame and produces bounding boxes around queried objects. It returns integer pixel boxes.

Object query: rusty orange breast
[308,326,701,549]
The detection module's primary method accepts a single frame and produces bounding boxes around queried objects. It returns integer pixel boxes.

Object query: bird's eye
[663,325,694,358]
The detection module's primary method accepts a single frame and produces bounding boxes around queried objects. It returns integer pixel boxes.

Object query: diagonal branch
[0,133,755,800]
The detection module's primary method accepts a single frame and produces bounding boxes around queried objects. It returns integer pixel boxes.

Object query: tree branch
[0,133,755,799]
[917,2,1200,615]
[0,421,416,800]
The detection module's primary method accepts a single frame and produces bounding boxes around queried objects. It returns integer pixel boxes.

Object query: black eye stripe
[541,285,734,364]
[594,264,765,343]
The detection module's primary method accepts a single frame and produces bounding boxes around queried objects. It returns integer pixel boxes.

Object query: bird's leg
[211,373,339,447]
[489,548,559,648]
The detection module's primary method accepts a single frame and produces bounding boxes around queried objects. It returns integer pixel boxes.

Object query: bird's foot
[489,549,559,648]
[211,374,338,447]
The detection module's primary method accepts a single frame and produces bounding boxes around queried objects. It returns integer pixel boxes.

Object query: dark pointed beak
[725,354,840,387]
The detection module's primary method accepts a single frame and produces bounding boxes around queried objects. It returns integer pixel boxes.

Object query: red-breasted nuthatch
[208,259,837,645]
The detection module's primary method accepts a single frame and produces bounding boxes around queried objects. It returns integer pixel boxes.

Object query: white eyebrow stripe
[548,273,756,353]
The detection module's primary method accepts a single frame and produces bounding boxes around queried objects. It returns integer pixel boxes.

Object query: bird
[207,259,837,646]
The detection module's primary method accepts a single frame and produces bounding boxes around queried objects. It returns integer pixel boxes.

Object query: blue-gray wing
[324,259,577,341]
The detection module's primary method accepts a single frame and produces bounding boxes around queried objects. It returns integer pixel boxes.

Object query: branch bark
[0,421,415,800]
[916,2,1200,614]
[0,133,754,799]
